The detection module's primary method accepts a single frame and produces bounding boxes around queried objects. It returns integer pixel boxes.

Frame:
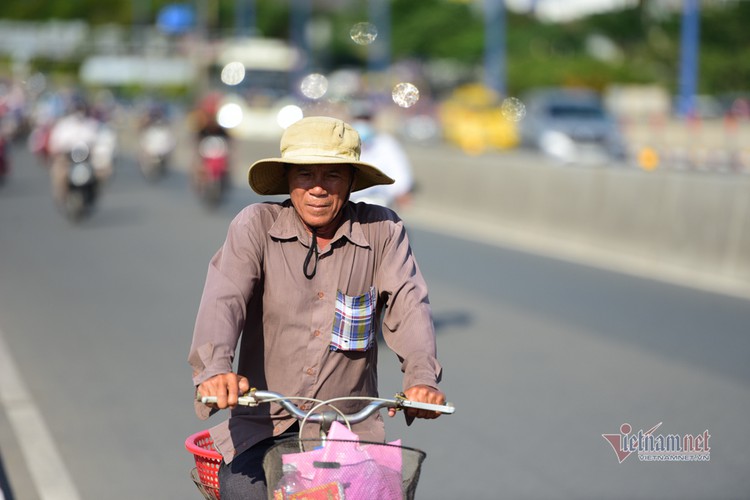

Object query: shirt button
[306,368,315,376]
[313,330,321,337]
[317,291,324,299]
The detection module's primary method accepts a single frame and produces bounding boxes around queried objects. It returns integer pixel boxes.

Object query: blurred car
[518,87,627,164]
[438,83,519,155]
[717,92,750,120]
[210,37,300,140]
[673,94,724,120]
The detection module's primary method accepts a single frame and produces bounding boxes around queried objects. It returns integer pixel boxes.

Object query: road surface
[1,141,749,499]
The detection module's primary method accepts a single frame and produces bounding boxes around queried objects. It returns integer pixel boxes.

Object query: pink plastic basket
[185,430,222,499]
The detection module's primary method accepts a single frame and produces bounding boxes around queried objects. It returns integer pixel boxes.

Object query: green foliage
[255,2,291,39]
[1,0,131,24]
[389,0,484,60]
[1,0,748,94]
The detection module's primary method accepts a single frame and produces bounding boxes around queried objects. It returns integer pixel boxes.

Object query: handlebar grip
[200,396,256,406]
[400,400,455,414]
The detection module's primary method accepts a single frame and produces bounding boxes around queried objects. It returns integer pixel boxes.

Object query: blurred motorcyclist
[27,90,66,167]
[188,92,232,195]
[190,92,230,143]
[0,127,9,186]
[137,100,175,180]
[0,83,19,185]
[348,103,414,210]
[0,79,28,142]
[48,95,114,204]
[192,92,229,139]
[139,100,169,130]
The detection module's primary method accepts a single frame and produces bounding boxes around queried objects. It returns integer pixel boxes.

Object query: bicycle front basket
[263,438,426,500]
[185,430,222,499]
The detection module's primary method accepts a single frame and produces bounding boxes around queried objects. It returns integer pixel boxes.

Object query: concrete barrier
[403,142,750,291]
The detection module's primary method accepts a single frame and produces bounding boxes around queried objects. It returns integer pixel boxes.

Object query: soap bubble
[350,22,378,45]
[300,73,328,99]
[392,82,420,108]
[220,61,246,86]
[500,97,526,122]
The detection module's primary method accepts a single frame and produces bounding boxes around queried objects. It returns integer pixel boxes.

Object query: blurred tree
[0,0,748,95]
[389,0,483,61]
[1,0,131,24]
[697,1,750,93]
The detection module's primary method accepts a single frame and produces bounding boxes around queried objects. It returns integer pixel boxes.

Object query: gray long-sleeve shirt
[188,200,442,463]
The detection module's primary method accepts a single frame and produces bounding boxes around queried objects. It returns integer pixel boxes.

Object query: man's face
[288,163,353,233]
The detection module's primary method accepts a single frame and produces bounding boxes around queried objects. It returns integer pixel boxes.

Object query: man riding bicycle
[188,116,445,499]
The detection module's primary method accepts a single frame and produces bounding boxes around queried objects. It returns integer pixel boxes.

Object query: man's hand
[388,385,446,420]
[197,372,250,409]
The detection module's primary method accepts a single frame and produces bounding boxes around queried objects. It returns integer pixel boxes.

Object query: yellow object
[638,147,660,171]
[438,83,519,154]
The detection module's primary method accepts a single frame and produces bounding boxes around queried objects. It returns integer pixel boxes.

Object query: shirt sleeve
[188,207,265,416]
[377,218,442,391]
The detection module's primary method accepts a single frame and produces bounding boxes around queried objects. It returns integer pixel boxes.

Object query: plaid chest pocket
[330,287,377,351]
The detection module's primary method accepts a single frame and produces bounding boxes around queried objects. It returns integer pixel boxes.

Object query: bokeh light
[392,82,420,108]
[500,97,527,122]
[220,61,246,86]
[217,102,243,128]
[277,105,304,129]
[71,143,90,163]
[350,22,378,45]
[638,147,660,171]
[300,73,328,100]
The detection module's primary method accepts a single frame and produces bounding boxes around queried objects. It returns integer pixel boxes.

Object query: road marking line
[0,327,82,500]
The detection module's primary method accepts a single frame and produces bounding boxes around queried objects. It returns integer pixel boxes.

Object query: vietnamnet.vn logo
[603,422,711,463]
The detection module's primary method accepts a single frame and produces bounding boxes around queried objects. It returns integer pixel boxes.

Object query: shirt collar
[268,201,370,249]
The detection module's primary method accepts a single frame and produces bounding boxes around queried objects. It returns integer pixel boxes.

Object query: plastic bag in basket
[280,421,402,499]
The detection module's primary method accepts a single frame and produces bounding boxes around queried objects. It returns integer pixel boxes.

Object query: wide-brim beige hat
[248,115,395,195]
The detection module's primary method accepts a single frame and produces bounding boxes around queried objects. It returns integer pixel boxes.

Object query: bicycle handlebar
[200,389,455,427]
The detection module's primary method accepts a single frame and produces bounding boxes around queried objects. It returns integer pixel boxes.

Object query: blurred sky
[505,0,639,21]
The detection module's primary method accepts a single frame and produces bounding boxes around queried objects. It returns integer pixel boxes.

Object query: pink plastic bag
[280,421,403,499]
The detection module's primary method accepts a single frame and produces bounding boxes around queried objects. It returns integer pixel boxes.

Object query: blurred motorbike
[61,144,98,222]
[0,134,9,186]
[27,121,54,166]
[194,135,230,208]
[91,123,117,183]
[138,118,175,182]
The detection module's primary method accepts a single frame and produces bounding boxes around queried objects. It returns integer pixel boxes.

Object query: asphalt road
[1,140,749,499]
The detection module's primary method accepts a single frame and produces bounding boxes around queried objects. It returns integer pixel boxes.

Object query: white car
[519,87,627,165]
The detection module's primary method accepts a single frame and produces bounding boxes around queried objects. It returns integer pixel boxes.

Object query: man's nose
[308,181,327,195]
